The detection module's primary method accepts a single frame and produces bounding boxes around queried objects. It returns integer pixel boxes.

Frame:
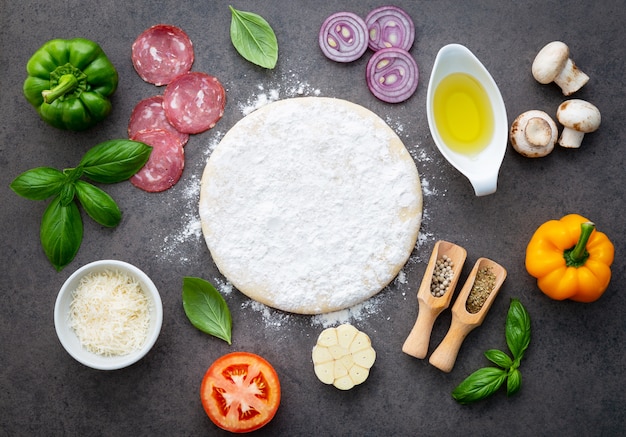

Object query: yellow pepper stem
[565,222,595,268]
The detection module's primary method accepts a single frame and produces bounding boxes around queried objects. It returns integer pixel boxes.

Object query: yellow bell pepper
[525,214,614,303]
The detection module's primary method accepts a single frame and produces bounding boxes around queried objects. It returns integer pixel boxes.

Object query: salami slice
[128,95,189,147]
[130,129,185,192]
[163,72,226,134]
[131,24,194,86]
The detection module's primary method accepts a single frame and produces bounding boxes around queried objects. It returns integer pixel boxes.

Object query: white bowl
[54,260,163,370]
[426,44,508,196]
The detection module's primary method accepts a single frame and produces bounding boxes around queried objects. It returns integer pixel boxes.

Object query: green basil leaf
[74,180,121,227]
[40,196,83,271]
[63,166,85,185]
[80,139,152,183]
[452,367,507,405]
[10,167,66,200]
[58,181,76,206]
[229,6,278,69]
[484,349,513,369]
[507,368,522,396]
[182,277,232,344]
[506,299,531,361]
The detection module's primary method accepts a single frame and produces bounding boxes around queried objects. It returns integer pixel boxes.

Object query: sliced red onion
[366,48,418,103]
[365,6,415,52]
[319,12,368,62]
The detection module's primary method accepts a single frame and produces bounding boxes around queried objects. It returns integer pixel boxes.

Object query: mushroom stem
[554,58,590,96]
[558,128,585,149]
[525,117,552,147]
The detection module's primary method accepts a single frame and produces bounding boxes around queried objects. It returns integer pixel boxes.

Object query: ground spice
[466,266,496,313]
[430,255,454,297]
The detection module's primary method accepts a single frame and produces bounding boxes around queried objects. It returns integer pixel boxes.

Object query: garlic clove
[312,323,376,390]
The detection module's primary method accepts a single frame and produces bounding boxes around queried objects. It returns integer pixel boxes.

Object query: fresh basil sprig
[452,299,531,404]
[229,5,278,69]
[10,139,151,271]
[182,277,232,344]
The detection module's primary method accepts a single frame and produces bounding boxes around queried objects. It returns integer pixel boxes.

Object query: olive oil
[433,72,494,156]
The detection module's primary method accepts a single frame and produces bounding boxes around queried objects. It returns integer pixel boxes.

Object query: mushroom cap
[532,41,570,84]
[510,110,558,158]
[556,99,601,132]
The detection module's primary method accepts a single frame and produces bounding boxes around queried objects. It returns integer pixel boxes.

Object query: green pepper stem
[566,221,595,267]
[42,74,78,104]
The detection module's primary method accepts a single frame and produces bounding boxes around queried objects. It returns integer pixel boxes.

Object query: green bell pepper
[23,38,118,131]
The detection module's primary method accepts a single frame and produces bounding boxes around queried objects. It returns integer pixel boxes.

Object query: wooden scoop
[428,257,507,373]
[402,241,467,359]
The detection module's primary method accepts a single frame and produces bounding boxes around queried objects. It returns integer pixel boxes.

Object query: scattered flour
[411,146,432,164]
[238,74,321,115]
[421,177,436,198]
[239,267,415,329]
[159,72,441,329]
[237,292,389,330]
[215,277,234,295]
[385,116,406,138]
[311,297,387,328]
[241,300,292,328]
[395,269,408,285]
[239,86,280,115]
[159,133,224,262]
[160,173,202,262]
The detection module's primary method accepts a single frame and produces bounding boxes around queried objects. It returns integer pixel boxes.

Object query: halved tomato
[200,352,281,433]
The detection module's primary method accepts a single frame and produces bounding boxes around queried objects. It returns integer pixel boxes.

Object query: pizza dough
[199,97,422,314]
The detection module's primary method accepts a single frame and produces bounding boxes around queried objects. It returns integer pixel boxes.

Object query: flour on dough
[199,97,422,314]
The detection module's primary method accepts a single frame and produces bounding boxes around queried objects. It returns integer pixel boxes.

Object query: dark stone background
[2,1,624,435]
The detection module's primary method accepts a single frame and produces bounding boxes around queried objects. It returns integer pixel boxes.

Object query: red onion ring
[366,48,419,103]
[319,12,368,63]
[365,6,415,52]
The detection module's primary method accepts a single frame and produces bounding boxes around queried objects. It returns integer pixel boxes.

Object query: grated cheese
[69,269,150,356]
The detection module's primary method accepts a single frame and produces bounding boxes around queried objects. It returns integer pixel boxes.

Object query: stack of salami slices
[129,24,226,192]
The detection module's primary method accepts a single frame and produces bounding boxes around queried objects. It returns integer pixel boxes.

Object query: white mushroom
[510,110,558,158]
[556,100,601,148]
[532,41,589,96]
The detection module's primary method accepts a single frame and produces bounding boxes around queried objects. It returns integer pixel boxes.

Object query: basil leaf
[506,299,531,361]
[63,166,84,181]
[484,349,513,369]
[452,367,507,405]
[182,277,232,344]
[10,167,66,200]
[13,139,149,271]
[507,368,522,396]
[58,181,76,206]
[40,196,83,271]
[229,6,278,69]
[74,180,121,227]
[80,139,152,183]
